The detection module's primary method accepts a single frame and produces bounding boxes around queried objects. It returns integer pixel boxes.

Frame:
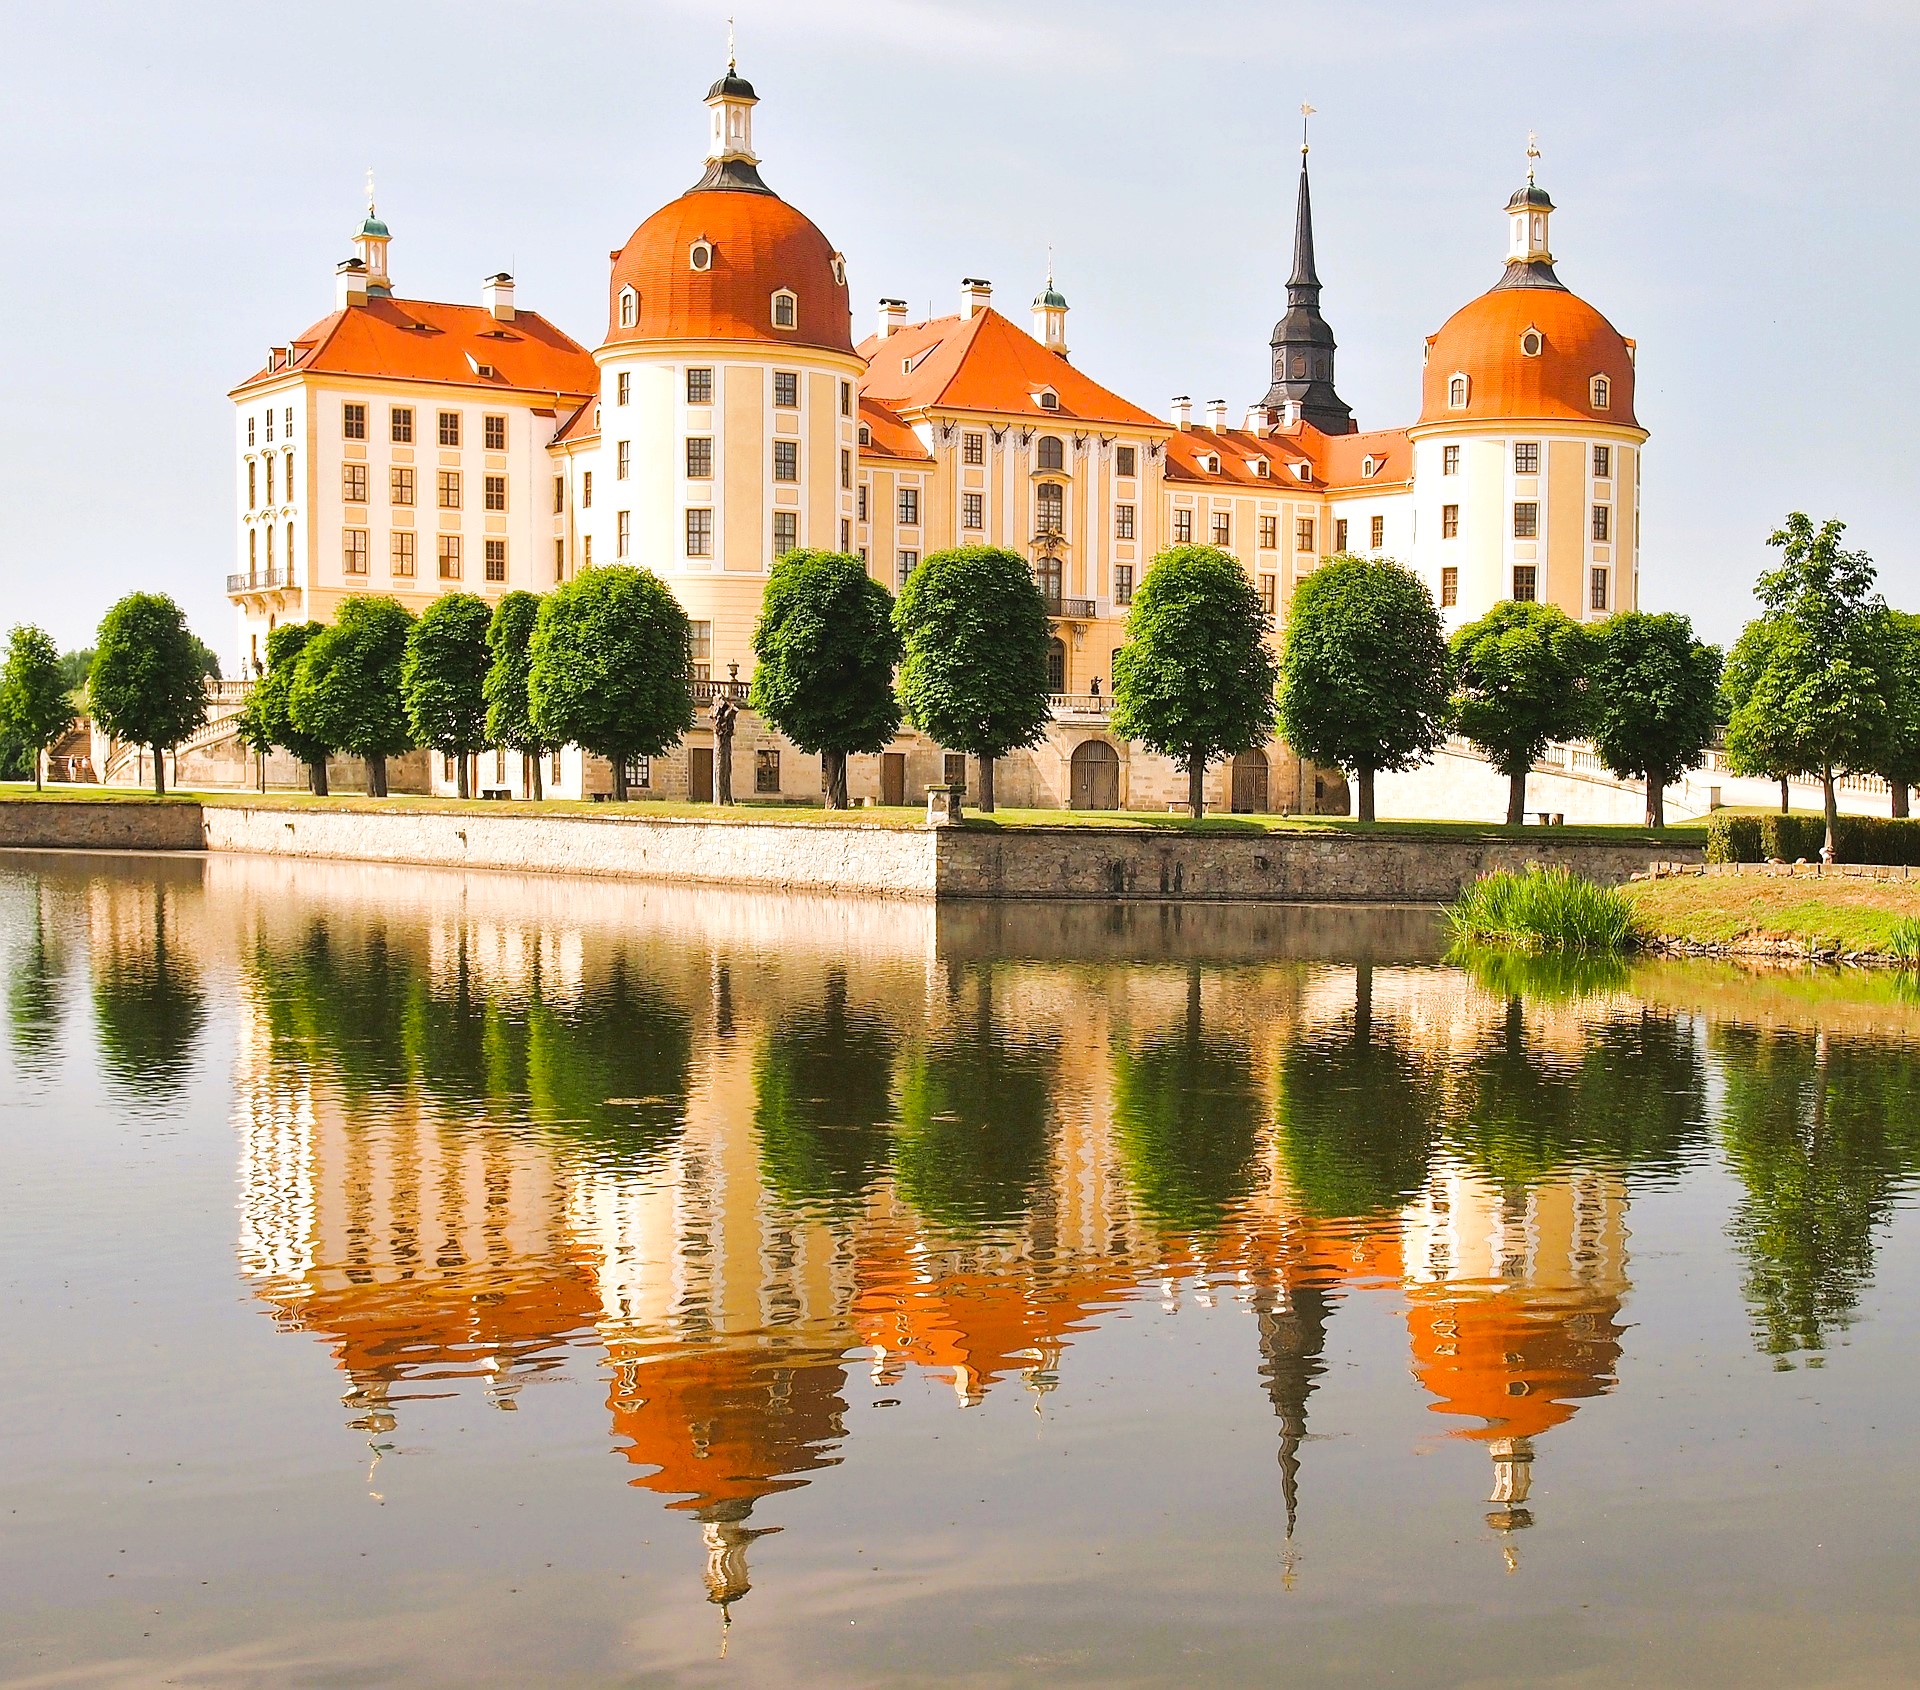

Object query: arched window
[689,240,713,272]
[1448,374,1469,409]
[771,289,797,330]
[1591,374,1611,410]
[1520,327,1544,358]
[618,286,638,328]
[1036,389,1059,410]
[1047,637,1067,693]
[830,253,846,286]
[1036,481,1064,534]
[1036,435,1064,471]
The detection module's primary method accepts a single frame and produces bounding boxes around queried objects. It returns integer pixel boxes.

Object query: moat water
[3,852,1918,1688]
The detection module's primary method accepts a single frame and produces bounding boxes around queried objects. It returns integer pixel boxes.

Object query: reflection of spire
[1257,1275,1334,1539]
[1485,1435,1535,1534]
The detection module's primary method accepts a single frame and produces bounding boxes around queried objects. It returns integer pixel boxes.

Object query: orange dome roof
[606,187,853,356]
[1419,278,1638,429]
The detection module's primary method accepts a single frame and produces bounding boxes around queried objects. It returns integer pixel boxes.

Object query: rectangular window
[438,470,461,509]
[391,406,413,444]
[1442,503,1459,539]
[1593,444,1612,479]
[342,529,368,573]
[1116,445,1137,478]
[616,371,631,406]
[485,538,506,583]
[755,748,781,793]
[1514,441,1539,474]
[623,755,650,790]
[265,524,274,567]
[264,456,275,503]
[616,510,631,556]
[1513,502,1539,538]
[247,417,256,447]
[1259,573,1277,616]
[1113,564,1134,606]
[439,411,461,448]
[943,752,968,790]
[483,414,506,451]
[581,469,593,508]
[1174,509,1193,543]
[898,488,919,525]
[553,475,565,514]
[963,492,984,529]
[1591,504,1611,542]
[438,534,462,580]
[963,432,985,466]
[773,511,797,553]
[686,437,712,479]
[617,441,631,479]
[1591,567,1610,611]
[856,485,868,521]
[265,409,274,443]
[1513,564,1538,602]
[285,406,293,438]
[686,508,713,557]
[553,537,565,581]
[840,380,852,416]
[342,403,366,441]
[341,463,367,503]
[583,534,592,565]
[773,371,799,408]
[840,518,851,550]
[897,550,917,589]
[686,367,713,404]
[484,474,507,512]
[1298,517,1316,552]
[1211,511,1231,546]
[1333,517,1348,552]
[391,466,415,506]
[773,440,798,482]
[246,461,257,508]
[840,448,851,490]
[1441,566,1458,607]
[1370,514,1385,549]
[1443,444,1460,475]
[1259,515,1278,550]
[1115,503,1135,540]
[392,531,416,577]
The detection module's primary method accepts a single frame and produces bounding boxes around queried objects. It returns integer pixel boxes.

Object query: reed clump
[1447,865,1642,954]
[1888,915,1920,966]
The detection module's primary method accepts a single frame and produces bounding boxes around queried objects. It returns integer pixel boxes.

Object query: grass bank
[1624,875,1920,962]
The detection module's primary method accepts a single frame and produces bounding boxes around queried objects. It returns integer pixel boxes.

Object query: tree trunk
[1356,766,1375,823]
[309,758,329,797]
[456,753,470,800]
[368,752,388,798]
[34,746,43,792]
[1645,767,1665,829]
[822,749,848,809]
[528,753,543,802]
[1822,765,1838,862]
[1506,769,1527,827]
[151,743,166,796]
[1779,777,1791,815]
[1187,751,1206,819]
[978,755,996,814]
[612,759,629,802]
[1892,781,1910,820]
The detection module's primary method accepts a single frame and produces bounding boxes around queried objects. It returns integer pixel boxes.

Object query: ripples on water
[3,853,1919,1688]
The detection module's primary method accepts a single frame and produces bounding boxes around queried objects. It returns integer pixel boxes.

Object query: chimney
[1170,395,1192,430]
[878,298,908,339]
[1245,404,1267,432]
[335,258,369,309]
[1206,398,1229,432]
[961,277,992,319]
[483,272,516,322]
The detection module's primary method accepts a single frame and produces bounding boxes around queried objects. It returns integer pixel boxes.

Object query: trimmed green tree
[403,592,493,799]
[1869,609,1920,818]
[1722,514,1887,855]
[88,593,209,796]
[484,591,555,800]
[1721,615,1799,814]
[894,545,1051,812]
[234,620,332,794]
[750,549,903,809]
[1109,544,1278,818]
[0,625,76,790]
[528,565,692,802]
[289,595,417,797]
[1277,555,1449,822]
[1587,610,1722,828]
[1449,600,1592,826]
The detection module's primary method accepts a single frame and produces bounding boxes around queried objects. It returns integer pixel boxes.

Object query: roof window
[830,252,846,287]
[1448,373,1470,409]
[1292,461,1311,481]
[689,240,714,272]
[858,424,871,446]
[772,289,797,330]
[1362,454,1379,477]
[1251,458,1270,478]
[618,286,638,329]
[1034,387,1060,410]
[1520,326,1544,358]
[1591,374,1611,410]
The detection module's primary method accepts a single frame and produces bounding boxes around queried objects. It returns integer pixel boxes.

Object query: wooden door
[689,747,714,802]
[881,752,906,806]
[1070,740,1120,810]
[1231,750,1269,813]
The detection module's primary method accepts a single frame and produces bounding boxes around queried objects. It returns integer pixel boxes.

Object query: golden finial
[1300,102,1316,156]
[1526,131,1541,186]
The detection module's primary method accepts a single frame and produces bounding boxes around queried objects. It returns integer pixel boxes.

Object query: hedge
[1705,812,1920,865]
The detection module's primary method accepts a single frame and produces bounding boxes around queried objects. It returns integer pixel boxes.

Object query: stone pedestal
[925,784,965,827]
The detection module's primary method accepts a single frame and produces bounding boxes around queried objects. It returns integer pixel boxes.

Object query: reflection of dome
[1421,285,1637,427]
[606,191,851,352]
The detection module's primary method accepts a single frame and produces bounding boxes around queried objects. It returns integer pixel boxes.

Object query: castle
[227,61,1644,810]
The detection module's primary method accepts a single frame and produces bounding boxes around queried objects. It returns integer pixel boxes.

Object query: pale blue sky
[1,0,1915,659]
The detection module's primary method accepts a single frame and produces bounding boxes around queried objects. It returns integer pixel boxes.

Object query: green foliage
[1585,610,1722,826]
[1704,812,1920,865]
[88,594,209,781]
[1888,916,1920,966]
[1277,555,1449,819]
[0,625,76,789]
[187,633,223,683]
[1449,600,1590,819]
[403,592,493,761]
[483,592,553,756]
[289,596,418,768]
[1451,944,1631,1003]
[90,886,205,1109]
[1447,866,1641,952]
[1721,615,1800,785]
[235,621,330,772]
[56,648,94,697]
[894,545,1052,777]
[1868,608,1920,796]
[528,566,692,794]
[751,550,903,806]
[1110,544,1277,816]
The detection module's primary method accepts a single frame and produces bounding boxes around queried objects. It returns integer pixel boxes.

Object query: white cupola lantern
[706,54,759,164]
[1505,134,1554,268]
[353,170,393,296]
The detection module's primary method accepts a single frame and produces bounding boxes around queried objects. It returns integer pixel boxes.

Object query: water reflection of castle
[222,868,1659,1612]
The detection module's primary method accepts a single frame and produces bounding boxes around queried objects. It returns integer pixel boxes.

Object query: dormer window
[618,286,638,329]
[1251,458,1270,478]
[689,240,714,272]
[1591,374,1611,410]
[1292,461,1311,481]
[830,253,846,287]
[1520,326,1544,358]
[1035,387,1059,410]
[1362,454,1379,478]
[1202,453,1220,474]
[771,289,797,330]
[1448,374,1470,409]
[858,424,871,446]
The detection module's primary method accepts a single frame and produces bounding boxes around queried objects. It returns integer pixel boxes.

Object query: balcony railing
[691,677,751,705]
[226,567,288,595]
[1048,692,1109,718]
[1042,595,1097,620]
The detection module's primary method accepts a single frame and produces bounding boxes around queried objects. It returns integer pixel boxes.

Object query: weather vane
[727,14,736,70]
[1300,102,1315,155]
[364,166,376,215]
[1526,130,1541,185]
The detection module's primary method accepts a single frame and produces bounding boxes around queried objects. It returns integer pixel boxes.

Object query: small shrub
[1447,865,1641,953]
[1707,812,1920,865]
[1704,814,1762,864]
[1889,916,1920,966]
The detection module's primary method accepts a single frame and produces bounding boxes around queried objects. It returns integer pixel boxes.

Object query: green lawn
[1626,874,1920,956]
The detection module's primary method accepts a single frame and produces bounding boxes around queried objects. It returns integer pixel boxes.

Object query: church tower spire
[1261,108,1353,434]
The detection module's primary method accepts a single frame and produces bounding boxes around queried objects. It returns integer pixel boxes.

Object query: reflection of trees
[1275,963,1435,1218]
[1113,967,1262,1233]
[894,968,1053,1235]
[7,887,66,1077]
[754,970,896,1212]
[1716,1026,1920,1364]
[92,884,205,1105]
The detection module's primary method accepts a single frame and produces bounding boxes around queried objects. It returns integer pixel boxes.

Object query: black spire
[1260,154,1354,434]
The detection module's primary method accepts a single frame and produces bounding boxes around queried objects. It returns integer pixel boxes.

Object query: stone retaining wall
[0,800,206,852]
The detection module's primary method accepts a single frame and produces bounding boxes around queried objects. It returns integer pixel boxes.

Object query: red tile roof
[1164,424,1318,489]
[856,396,931,462]
[1292,424,1413,491]
[230,295,597,399]
[551,394,599,446]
